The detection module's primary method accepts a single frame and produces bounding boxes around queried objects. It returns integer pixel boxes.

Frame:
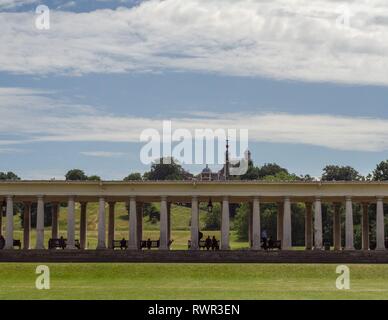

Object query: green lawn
[0,263,388,299]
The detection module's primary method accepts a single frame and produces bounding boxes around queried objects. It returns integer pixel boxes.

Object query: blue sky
[1,0,388,179]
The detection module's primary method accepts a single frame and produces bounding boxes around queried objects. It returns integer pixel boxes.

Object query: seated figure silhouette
[205,236,212,250]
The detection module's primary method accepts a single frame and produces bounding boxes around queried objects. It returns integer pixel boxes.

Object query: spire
[225,138,230,180]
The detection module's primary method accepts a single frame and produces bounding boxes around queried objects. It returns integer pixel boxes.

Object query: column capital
[284,196,291,202]
[36,194,44,200]
[6,195,14,200]
[68,195,76,201]
[315,196,321,202]
[160,196,168,201]
[192,195,198,200]
[222,196,229,202]
[376,196,384,202]
[345,196,352,201]
[252,196,260,202]
[108,201,116,206]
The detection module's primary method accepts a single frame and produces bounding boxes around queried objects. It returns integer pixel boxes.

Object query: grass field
[0,263,388,300]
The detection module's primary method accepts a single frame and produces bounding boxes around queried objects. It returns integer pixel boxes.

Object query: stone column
[314,197,323,250]
[376,197,385,250]
[277,202,284,242]
[333,203,342,251]
[252,197,261,250]
[283,197,292,250]
[345,196,354,250]
[66,196,76,249]
[305,202,313,250]
[221,196,230,250]
[36,195,45,250]
[248,203,253,247]
[23,202,31,250]
[5,195,14,250]
[167,202,172,243]
[0,201,3,237]
[361,203,369,251]
[190,196,199,250]
[97,197,106,249]
[80,202,87,249]
[51,203,59,239]
[107,202,115,249]
[136,202,143,249]
[159,196,169,250]
[128,196,138,250]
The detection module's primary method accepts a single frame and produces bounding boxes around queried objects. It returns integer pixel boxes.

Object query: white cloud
[0,0,37,9]
[1,0,388,85]
[80,151,126,157]
[1,87,388,152]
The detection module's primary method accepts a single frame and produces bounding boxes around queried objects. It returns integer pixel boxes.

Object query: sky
[1,0,388,180]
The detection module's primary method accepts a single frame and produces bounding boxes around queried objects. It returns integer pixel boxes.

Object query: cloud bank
[1,0,388,85]
[1,87,388,152]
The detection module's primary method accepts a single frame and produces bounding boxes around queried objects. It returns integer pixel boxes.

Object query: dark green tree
[322,165,362,181]
[143,157,192,181]
[202,203,221,230]
[123,172,143,181]
[0,171,21,180]
[372,160,388,181]
[65,169,88,181]
[87,175,101,181]
[258,163,288,179]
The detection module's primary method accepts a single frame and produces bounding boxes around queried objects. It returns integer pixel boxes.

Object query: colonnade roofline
[1,180,388,203]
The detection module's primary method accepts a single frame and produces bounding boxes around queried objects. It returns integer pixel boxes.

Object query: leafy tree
[88,175,101,181]
[143,203,160,223]
[258,163,288,179]
[322,165,362,181]
[202,203,221,230]
[0,172,21,219]
[372,160,388,181]
[65,169,88,181]
[0,171,20,180]
[143,157,192,181]
[239,160,260,180]
[233,203,250,240]
[124,172,143,181]
[262,171,300,182]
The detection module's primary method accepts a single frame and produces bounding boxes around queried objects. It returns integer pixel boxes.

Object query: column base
[344,247,355,251]
[96,246,107,250]
[375,247,386,251]
[251,246,262,251]
[313,246,323,251]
